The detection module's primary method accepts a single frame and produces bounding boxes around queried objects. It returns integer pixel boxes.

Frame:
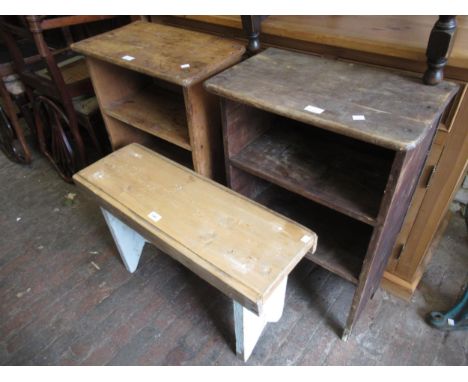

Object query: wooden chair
[0,61,34,163]
[0,16,128,181]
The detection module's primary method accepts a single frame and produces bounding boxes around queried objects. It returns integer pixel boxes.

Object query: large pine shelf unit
[72,21,245,179]
[205,48,458,339]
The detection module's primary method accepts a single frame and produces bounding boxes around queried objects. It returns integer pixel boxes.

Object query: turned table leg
[101,208,147,273]
[241,16,263,56]
[423,16,457,85]
[233,277,287,361]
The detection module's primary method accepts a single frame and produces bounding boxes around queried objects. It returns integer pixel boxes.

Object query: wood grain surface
[71,21,245,87]
[104,84,191,151]
[231,120,393,225]
[205,48,458,150]
[73,143,317,314]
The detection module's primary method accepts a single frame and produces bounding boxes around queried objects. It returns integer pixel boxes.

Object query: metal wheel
[33,95,78,182]
[0,104,28,163]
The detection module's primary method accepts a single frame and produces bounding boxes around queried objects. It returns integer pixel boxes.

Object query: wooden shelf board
[104,84,191,151]
[231,122,393,226]
[254,185,371,285]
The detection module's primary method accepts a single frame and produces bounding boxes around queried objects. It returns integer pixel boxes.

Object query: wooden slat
[71,21,246,87]
[205,48,459,151]
[41,15,115,30]
[73,143,316,314]
[231,121,393,225]
[104,84,191,151]
[35,55,90,85]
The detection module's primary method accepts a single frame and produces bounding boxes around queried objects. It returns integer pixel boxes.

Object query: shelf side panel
[344,119,439,337]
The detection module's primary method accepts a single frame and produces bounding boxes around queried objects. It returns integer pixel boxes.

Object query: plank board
[104,84,191,151]
[71,21,246,87]
[205,48,459,150]
[231,121,393,225]
[255,185,372,285]
[73,143,317,314]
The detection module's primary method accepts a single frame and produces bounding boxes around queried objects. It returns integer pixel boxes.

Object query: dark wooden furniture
[0,63,34,163]
[423,16,458,85]
[205,48,458,339]
[0,16,127,181]
[241,16,265,55]
[71,21,245,180]
[152,15,468,300]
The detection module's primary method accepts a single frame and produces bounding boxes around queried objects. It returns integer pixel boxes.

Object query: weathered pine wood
[71,21,246,87]
[255,185,372,285]
[342,118,439,339]
[230,120,393,225]
[155,15,468,300]
[221,98,273,199]
[205,48,458,151]
[73,21,245,180]
[183,82,222,180]
[73,143,317,315]
[105,84,190,151]
[208,47,458,339]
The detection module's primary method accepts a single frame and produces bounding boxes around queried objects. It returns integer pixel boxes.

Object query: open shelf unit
[205,47,458,339]
[71,21,245,180]
[104,83,191,151]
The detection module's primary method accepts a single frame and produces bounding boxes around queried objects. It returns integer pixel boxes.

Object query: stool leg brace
[101,208,287,362]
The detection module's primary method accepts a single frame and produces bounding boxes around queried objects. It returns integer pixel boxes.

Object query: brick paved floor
[0,146,467,365]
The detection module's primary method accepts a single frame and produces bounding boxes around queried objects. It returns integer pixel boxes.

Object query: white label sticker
[304,105,324,114]
[301,235,312,243]
[448,318,455,326]
[180,64,190,69]
[352,115,366,121]
[121,55,135,61]
[148,211,162,222]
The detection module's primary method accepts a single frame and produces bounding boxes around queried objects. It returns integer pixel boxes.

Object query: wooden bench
[73,143,317,361]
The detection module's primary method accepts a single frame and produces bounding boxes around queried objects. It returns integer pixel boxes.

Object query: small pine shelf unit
[205,48,458,339]
[72,21,245,179]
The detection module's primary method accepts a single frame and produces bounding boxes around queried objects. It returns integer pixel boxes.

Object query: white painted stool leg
[101,208,147,273]
[233,277,287,361]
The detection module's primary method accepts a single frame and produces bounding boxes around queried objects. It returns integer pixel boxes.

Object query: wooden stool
[73,143,317,361]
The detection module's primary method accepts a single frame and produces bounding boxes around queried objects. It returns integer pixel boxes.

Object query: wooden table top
[73,143,316,314]
[71,21,245,87]
[205,48,459,151]
[180,16,468,72]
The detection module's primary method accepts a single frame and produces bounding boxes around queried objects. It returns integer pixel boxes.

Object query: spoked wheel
[33,95,79,182]
[0,104,28,164]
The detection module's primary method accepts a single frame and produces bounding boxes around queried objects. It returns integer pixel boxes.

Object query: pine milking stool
[73,143,317,361]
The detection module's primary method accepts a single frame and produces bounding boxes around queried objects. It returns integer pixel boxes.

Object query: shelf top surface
[73,143,316,314]
[205,48,459,150]
[71,21,245,87]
